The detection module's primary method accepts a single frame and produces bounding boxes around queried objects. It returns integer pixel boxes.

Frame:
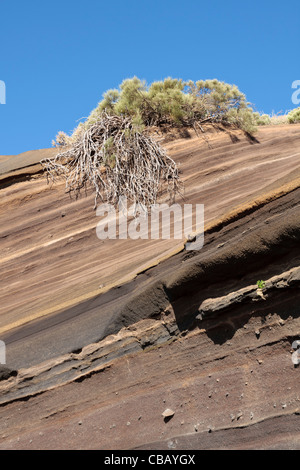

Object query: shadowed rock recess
[0,124,299,450]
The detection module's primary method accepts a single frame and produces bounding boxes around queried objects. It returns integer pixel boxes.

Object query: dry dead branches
[41,112,181,209]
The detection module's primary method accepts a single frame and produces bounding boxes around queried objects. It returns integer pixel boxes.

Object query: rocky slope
[0,124,299,449]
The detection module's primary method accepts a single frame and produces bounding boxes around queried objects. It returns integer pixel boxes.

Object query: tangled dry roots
[41,112,181,209]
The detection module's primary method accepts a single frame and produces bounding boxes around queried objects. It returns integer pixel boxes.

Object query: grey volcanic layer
[0,124,299,450]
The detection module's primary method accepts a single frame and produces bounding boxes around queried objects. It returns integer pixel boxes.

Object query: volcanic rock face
[0,124,299,450]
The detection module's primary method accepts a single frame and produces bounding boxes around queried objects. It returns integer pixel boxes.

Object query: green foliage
[256,280,266,289]
[287,107,300,123]
[253,112,272,126]
[72,77,258,135]
[225,107,257,134]
[147,78,188,124]
[114,77,147,116]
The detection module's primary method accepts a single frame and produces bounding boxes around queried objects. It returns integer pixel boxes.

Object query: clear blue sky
[0,0,299,155]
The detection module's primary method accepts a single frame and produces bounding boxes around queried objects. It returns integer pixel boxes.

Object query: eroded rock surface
[0,124,299,449]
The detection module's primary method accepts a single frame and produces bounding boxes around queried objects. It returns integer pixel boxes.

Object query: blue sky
[0,0,299,155]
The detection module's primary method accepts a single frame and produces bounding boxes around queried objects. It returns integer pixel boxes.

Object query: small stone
[167,439,177,449]
[187,234,196,242]
[127,422,131,426]
[162,408,175,420]
[250,412,254,420]
[78,421,82,426]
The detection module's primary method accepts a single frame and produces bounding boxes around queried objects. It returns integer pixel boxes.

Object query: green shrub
[253,112,272,126]
[78,77,257,135]
[225,107,257,134]
[256,280,266,289]
[287,107,300,123]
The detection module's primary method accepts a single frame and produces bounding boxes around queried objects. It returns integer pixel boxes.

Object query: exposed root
[41,112,182,209]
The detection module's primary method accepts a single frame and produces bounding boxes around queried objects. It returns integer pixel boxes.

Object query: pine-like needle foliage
[79,77,258,134]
